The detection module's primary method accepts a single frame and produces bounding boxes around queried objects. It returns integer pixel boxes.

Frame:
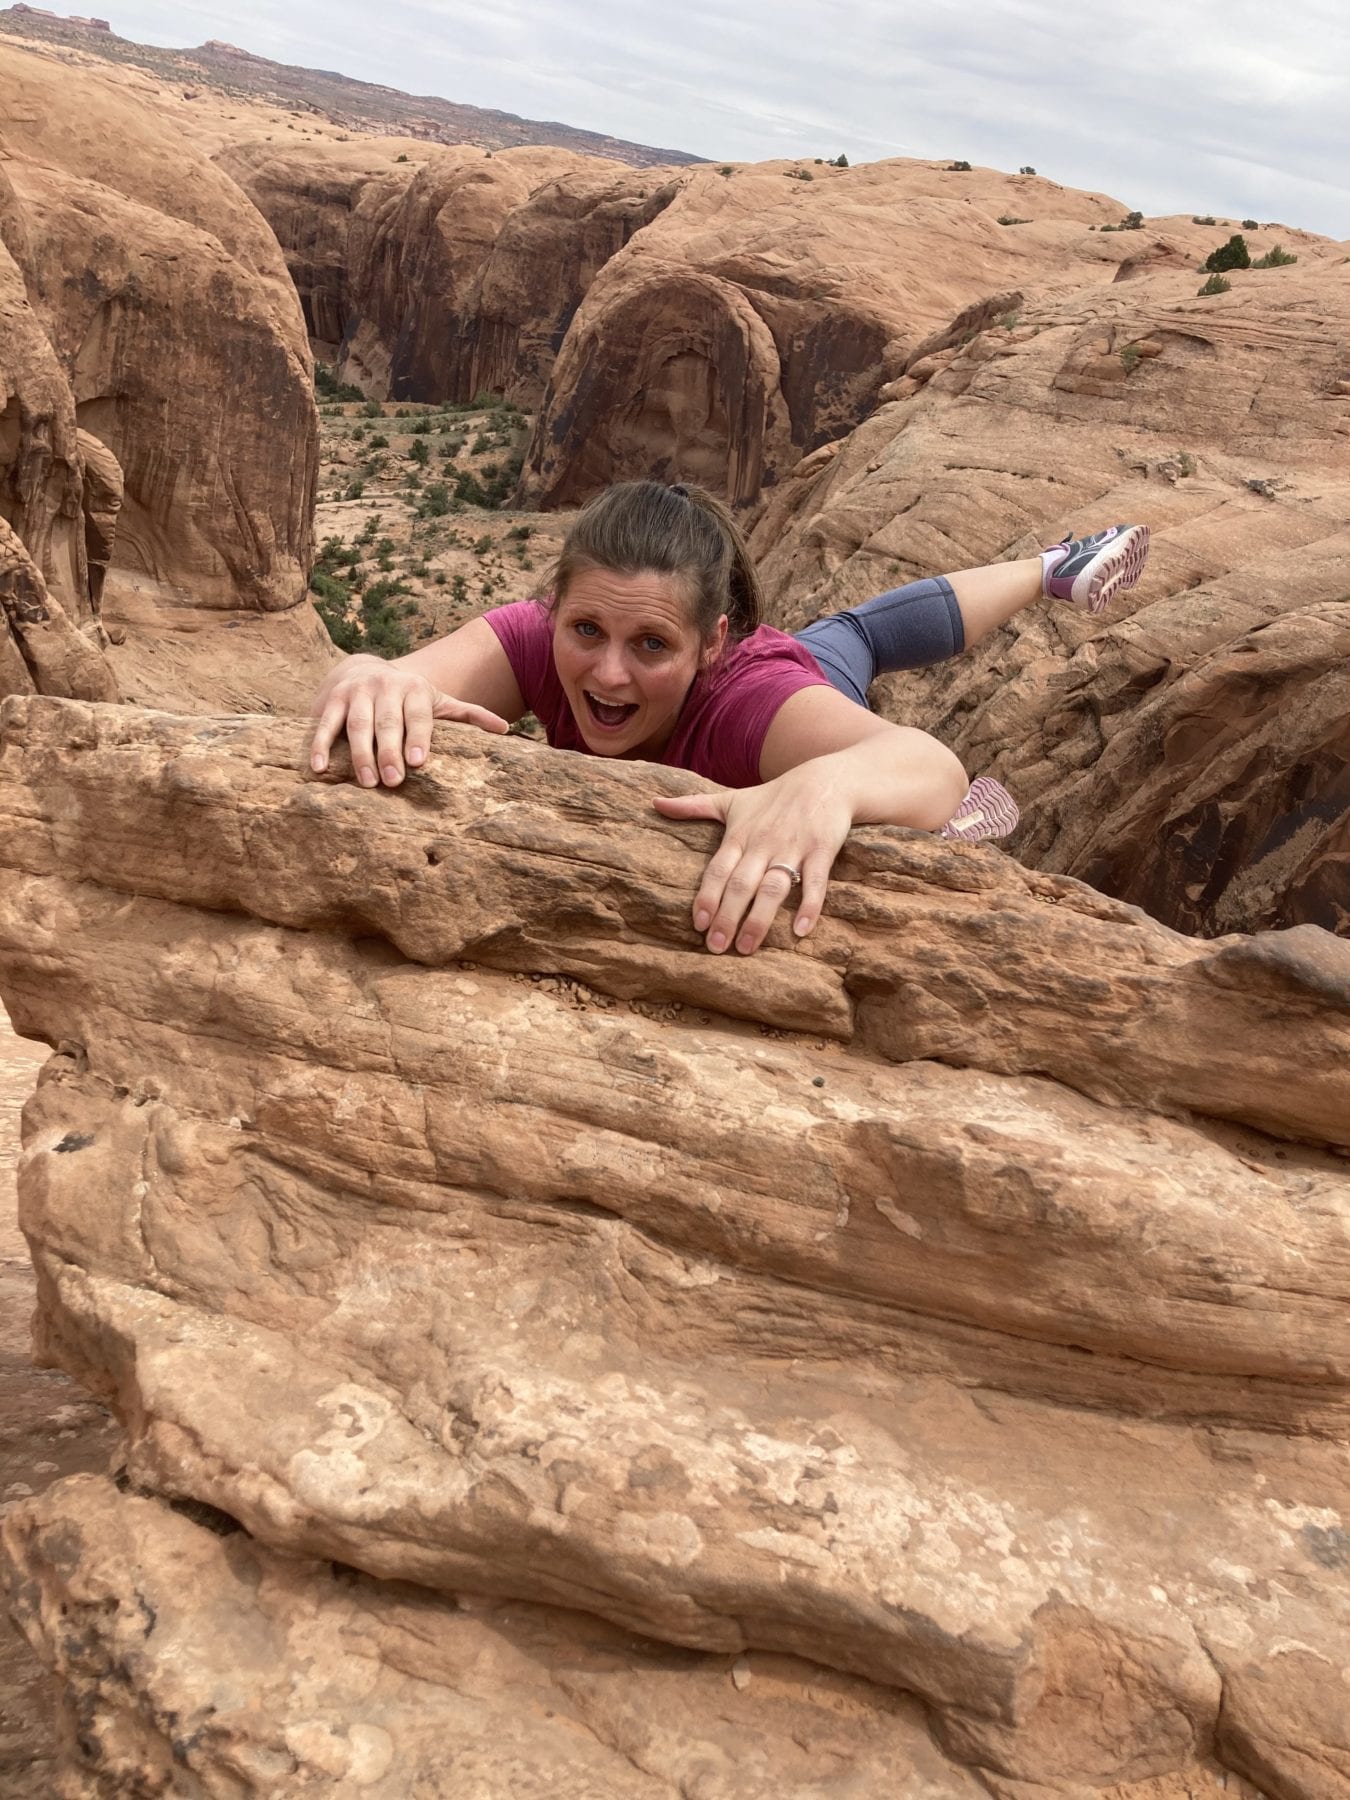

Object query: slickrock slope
[752,256,1350,939]
[1,697,1349,1795]
[520,161,1139,507]
[0,46,336,712]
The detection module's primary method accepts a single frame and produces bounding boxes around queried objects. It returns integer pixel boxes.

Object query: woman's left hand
[652,765,853,955]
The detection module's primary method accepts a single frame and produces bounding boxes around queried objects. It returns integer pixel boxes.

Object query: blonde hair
[549,481,763,641]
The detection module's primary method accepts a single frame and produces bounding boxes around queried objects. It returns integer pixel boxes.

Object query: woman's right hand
[308,654,509,787]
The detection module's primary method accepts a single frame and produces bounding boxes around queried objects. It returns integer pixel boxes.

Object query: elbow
[910,740,969,832]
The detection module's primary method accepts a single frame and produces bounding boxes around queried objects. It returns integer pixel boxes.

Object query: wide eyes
[569,620,669,655]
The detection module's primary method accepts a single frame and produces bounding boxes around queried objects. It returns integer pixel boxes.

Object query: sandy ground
[0,1005,122,1796]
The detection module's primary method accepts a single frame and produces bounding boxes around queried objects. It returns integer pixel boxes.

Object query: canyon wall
[0,46,335,712]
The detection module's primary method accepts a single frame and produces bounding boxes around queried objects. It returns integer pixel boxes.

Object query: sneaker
[1042,523,1149,614]
[940,776,1020,842]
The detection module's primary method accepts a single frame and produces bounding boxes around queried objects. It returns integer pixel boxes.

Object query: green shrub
[419,482,451,518]
[1253,244,1297,267]
[409,439,430,465]
[1204,234,1251,272]
[948,160,972,172]
[367,433,388,449]
[314,363,364,403]
[718,165,733,177]
[361,400,384,418]
[505,524,532,541]
[1192,215,1216,226]
[395,152,409,163]
[344,479,365,500]
[1120,345,1141,372]
[1019,164,1036,175]
[1242,218,1259,230]
[833,153,848,167]
[1198,272,1231,296]
[997,215,1030,226]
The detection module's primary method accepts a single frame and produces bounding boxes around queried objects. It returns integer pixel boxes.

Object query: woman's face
[552,567,727,759]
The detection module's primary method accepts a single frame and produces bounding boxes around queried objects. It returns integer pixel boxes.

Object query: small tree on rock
[1204,234,1251,273]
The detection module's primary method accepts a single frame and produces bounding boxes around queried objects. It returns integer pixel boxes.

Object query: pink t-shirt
[483,599,833,789]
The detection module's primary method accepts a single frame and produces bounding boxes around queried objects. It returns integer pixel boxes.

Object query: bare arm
[309,616,527,787]
[654,685,967,955]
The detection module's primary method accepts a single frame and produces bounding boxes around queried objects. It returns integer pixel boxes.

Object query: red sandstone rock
[0,703,1347,1794]
[749,254,1350,938]
[0,46,336,711]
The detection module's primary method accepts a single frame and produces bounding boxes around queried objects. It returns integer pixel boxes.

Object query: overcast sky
[108,0,1348,238]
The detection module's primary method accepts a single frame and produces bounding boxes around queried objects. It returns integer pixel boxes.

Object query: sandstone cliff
[1,697,1348,1795]
[0,46,336,712]
[219,139,674,408]
[750,253,1350,940]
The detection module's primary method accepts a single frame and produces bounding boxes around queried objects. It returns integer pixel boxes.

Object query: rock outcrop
[0,46,336,712]
[751,253,1350,939]
[519,162,1135,507]
[2,696,1349,1796]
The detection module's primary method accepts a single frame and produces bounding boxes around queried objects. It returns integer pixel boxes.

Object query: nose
[593,641,630,692]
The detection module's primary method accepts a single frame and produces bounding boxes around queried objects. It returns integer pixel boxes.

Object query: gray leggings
[793,575,964,706]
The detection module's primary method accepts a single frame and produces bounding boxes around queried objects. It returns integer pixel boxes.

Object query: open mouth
[583,691,639,731]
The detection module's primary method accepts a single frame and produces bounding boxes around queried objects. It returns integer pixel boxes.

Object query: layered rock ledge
[1,697,1349,1796]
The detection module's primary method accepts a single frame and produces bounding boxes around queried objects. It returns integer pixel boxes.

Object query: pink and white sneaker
[940,776,1020,842]
[1041,524,1149,614]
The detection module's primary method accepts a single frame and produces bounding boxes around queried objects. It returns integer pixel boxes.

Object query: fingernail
[407,747,425,766]
[736,935,754,955]
[794,916,812,937]
[381,765,402,785]
[694,909,710,931]
[358,767,377,787]
[310,755,326,772]
[708,931,726,953]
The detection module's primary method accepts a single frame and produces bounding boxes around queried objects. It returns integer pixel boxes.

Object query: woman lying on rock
[309,482,1148,957]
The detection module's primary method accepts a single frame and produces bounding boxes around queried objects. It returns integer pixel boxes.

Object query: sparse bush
[409,439,430,466]
[367,433,388,449]
[314,362,364,403]
[948,160,972,171]
[997,215,1030,226]
[344,479,365,500]
[471,432,492,455]
[1204,234,1251,272]
[419,482,451,518]
[1242,218,1259,230]
[410,415,432,434]
[1192,215,1216,226]
[451,574,468,603]
[454,468,489,506]
[1177,451,1196,478]
[834,153,848,167]
[718,165,733,177]
[506,524,532,540]
[361,400,384,418]
[1254,244,1297,267]
[1120,345,1141,372]
[1019,164,1036,175]
[1198,272,1231,296]
[473,534,493,555]
[395,152,409,163]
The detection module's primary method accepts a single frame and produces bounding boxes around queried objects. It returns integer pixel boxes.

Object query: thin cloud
[102,0,1350,234]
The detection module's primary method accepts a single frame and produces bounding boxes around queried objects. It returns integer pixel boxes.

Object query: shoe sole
[1075,524,1150,614]
[941,776,1021,842]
